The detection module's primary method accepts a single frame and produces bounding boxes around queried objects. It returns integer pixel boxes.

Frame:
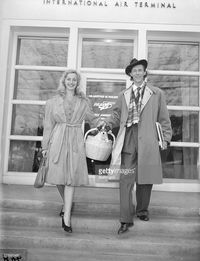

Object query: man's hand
[97,120,106,131]
[42,149,48,157]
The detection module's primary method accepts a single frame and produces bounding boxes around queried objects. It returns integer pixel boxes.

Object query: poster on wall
[86,79,126,118]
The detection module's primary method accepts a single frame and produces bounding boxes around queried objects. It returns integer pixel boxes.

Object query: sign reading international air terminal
[1,0,200,26]
[42,0,176,9]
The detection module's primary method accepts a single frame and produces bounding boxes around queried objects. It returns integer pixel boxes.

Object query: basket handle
[107,130,115,148]
[84,128,98,143]
[84,128,115,148]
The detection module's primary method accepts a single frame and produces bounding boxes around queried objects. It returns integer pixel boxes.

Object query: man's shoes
[127,222,134,227]
[137,214,149,221]
[118,222,134,234]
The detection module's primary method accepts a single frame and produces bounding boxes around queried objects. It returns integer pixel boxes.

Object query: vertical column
[198,59,200,179]
[67,25,79,69]
[0,22,12,183]
[137,27,147,60]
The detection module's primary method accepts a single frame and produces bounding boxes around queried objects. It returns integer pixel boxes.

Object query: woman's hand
[161,141,169,150]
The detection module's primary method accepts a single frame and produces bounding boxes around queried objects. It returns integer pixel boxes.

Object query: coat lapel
[123,86,132,108]
[123,85,154,112]
[141,86,153,113]
[70,97,81,123]
[56,95,66,121]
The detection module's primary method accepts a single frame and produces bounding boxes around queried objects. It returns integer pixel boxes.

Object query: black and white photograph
[0,0,200,260]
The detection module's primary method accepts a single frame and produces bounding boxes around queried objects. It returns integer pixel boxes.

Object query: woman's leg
[57,185,65,214]
[63,185,75,226]
[57,185,64,200]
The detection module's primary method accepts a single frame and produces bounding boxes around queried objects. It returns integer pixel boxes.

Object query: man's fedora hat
[125,58,148,76]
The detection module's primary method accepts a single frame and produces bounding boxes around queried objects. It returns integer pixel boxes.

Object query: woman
[42,69,99,233]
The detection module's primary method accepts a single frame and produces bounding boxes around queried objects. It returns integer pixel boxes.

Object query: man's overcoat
[108,84,172,184]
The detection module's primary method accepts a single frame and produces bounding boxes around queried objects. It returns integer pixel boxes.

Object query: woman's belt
[58,122,82,127]
[52,122,82,163]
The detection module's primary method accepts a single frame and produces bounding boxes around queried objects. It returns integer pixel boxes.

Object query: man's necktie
[135,87,141,104]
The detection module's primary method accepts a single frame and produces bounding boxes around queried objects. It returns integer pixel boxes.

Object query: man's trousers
[119,124,153,223]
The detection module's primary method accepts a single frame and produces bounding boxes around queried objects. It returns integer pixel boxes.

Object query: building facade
[0,0,200,192]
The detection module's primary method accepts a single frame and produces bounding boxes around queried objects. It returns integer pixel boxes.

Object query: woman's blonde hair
[57,69,86,99]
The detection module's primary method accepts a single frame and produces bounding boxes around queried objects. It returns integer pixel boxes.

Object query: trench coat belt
[65,123,82,127]
[52,122,82,163]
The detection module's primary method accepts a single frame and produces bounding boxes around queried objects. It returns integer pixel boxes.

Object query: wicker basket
[84,128,115,161]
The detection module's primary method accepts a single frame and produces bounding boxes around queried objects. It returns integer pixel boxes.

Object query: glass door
[148,40,200,180]
[79,30,135,185]
[5,33,69,182]
[84,78,126,183]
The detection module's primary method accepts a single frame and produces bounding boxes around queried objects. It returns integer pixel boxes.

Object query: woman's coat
[42,95,98,186]
[108,84,172,184]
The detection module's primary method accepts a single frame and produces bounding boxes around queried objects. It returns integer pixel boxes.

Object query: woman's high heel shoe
[62,216,72,233]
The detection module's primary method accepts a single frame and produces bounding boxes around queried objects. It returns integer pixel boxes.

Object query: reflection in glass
[148,75,199,106]
[13,70,62,100]
[169,111,198,143]
[86,80,126,116]
[8,140,42,172]
[85,80,126,174]
[11,105,44,136]
[82,38,133,68]
[17,38,68,66]
[148,42,199,71]
[162,147,198,179]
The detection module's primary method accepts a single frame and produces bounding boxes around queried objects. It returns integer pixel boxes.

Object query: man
[98,58,172,234]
